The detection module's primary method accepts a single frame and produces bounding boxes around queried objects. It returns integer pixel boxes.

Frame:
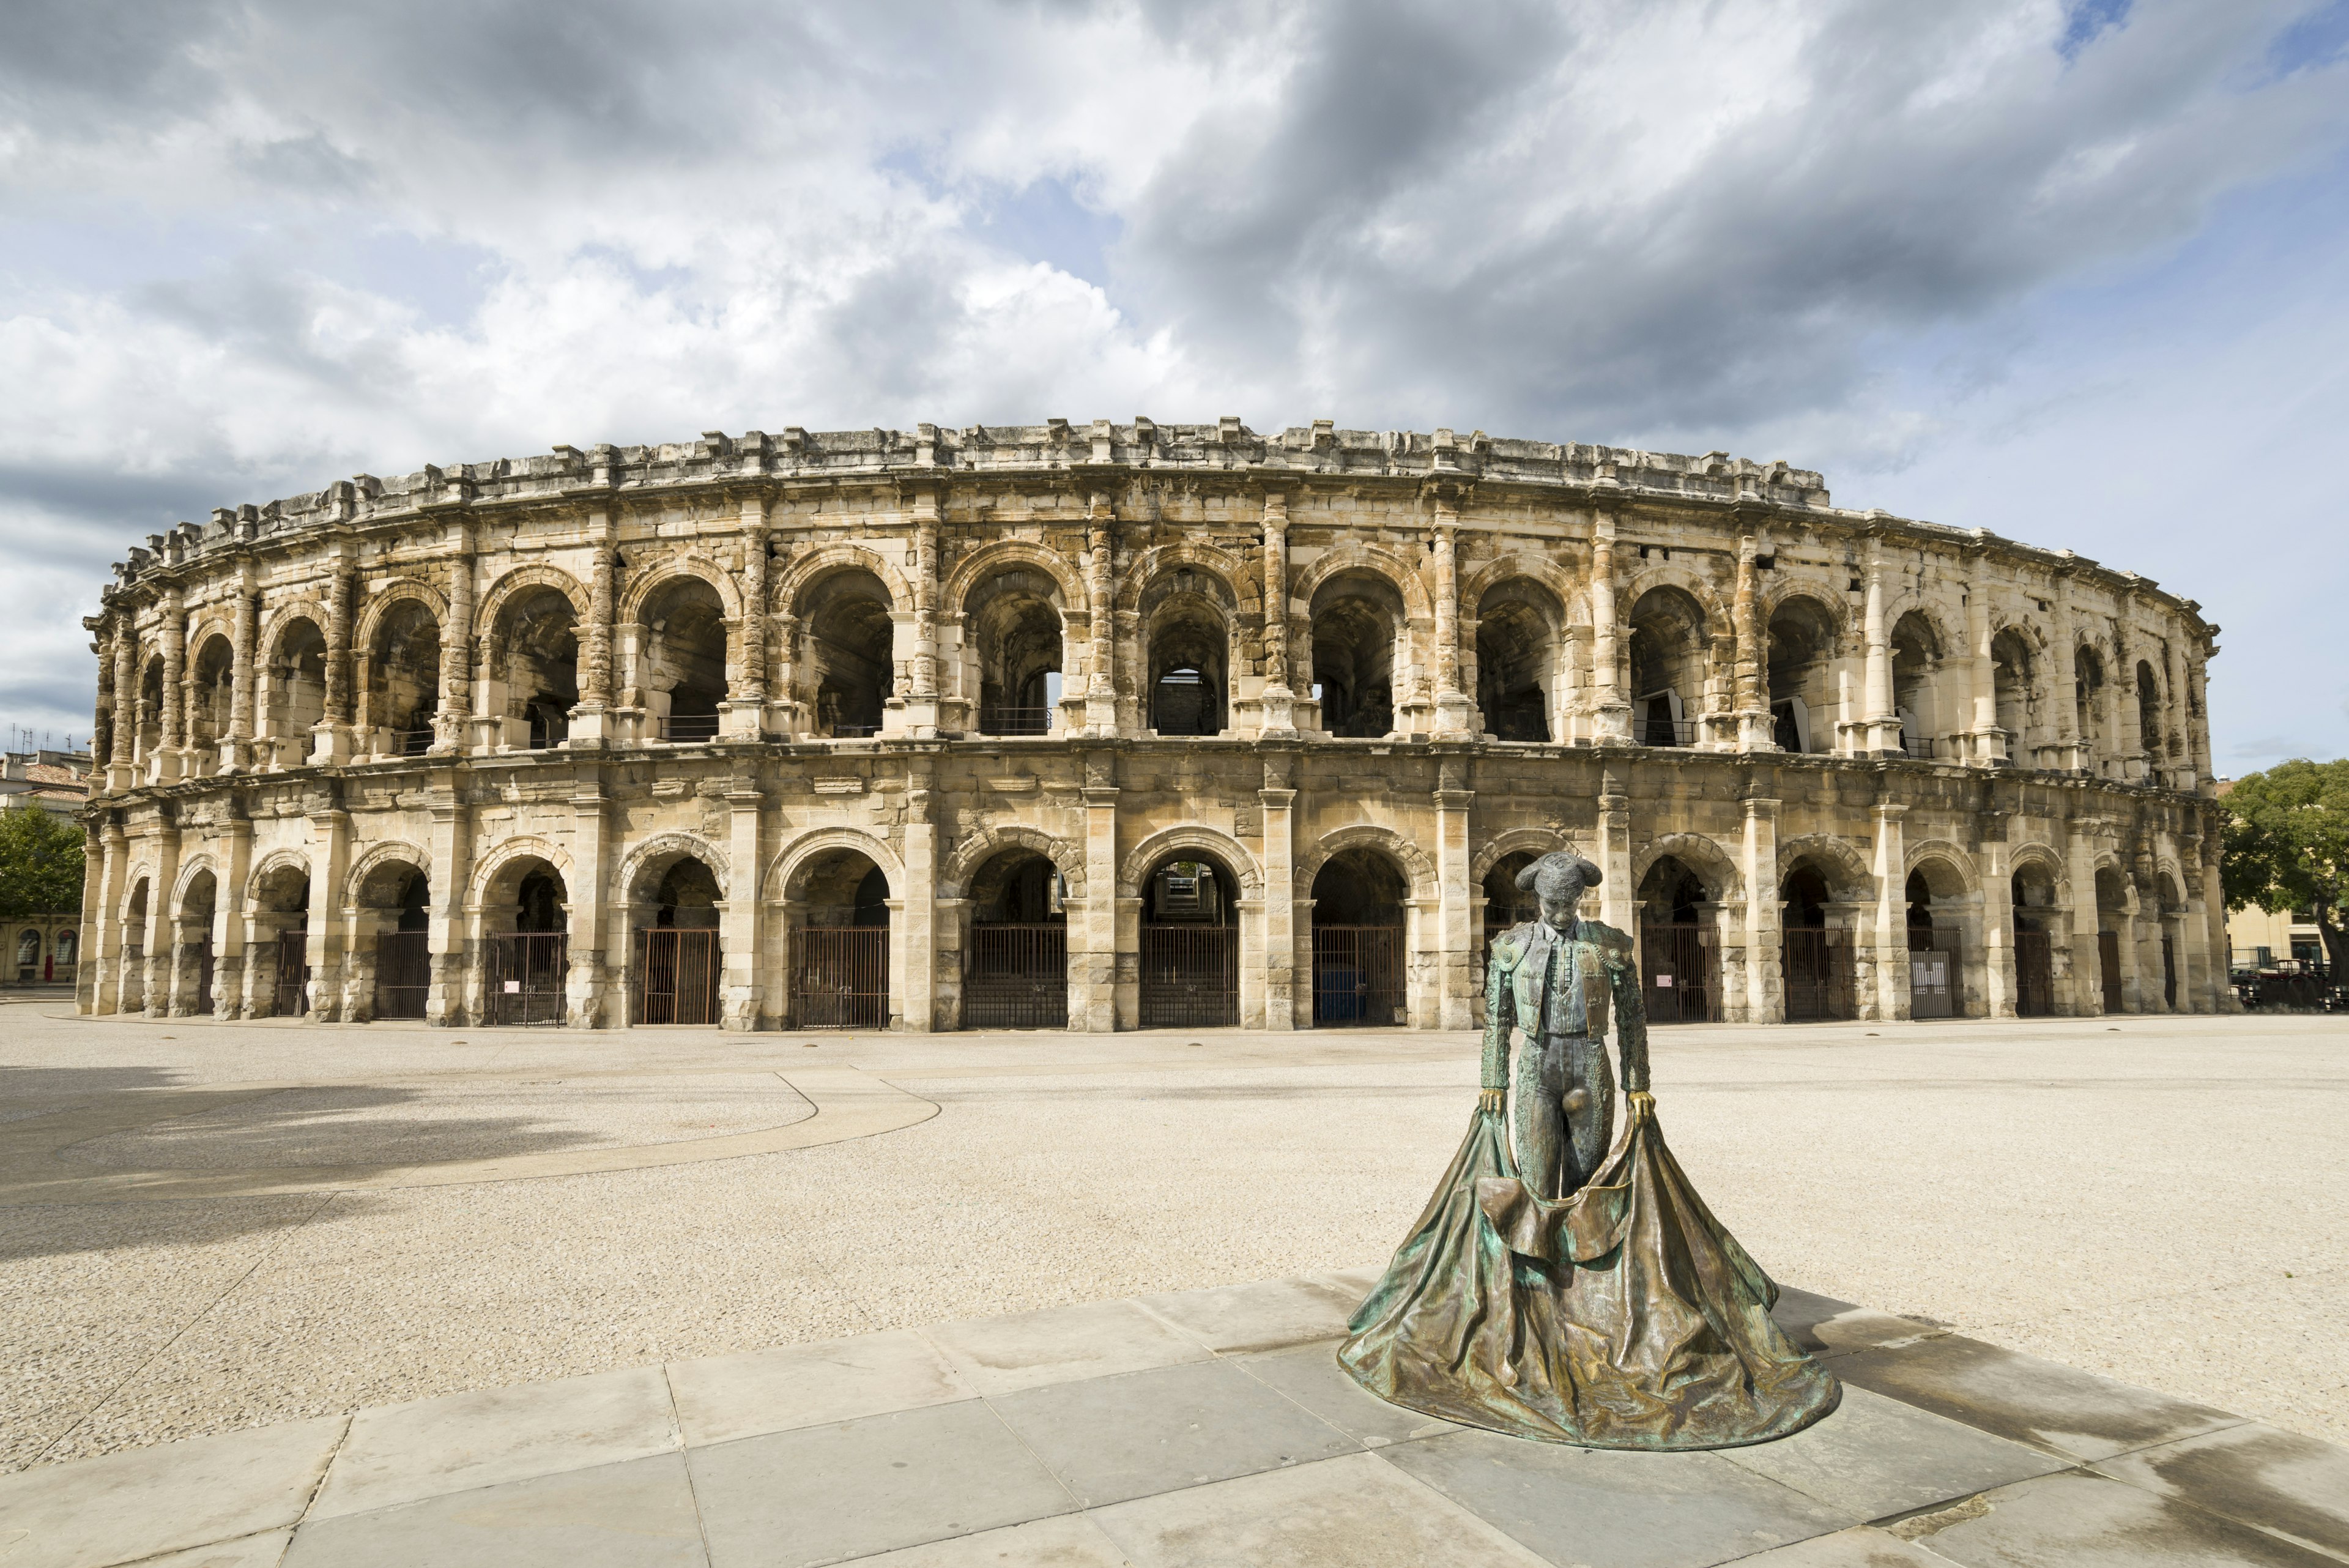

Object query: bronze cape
[1337,1106,1838,1449]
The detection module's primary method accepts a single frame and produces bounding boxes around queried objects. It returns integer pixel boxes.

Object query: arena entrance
[635,857,722,1025]
[486,861,568,1026]
[1139,855,1238,1028]
[1779,863,1852,1022]
[1639,856,1715,1024]
[1905,868,1962,1020]
[177,869,217,1016]
[789,851,889,1028]
[963,849,1066,1029]
[1311,846,1407,1027]
[361,864,431,1020]
[2012,863,2058,1017]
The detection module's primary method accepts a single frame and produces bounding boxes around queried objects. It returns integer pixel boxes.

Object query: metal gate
[1909,931,1958,1019]
[2098,930,2123,1014]
[790,927,886,1028]
[637,928,722,1025]
[1139,925,1237,1028]
[1641,924,1712,1024]
[2162,934,2178,1009]
[191,939,214,1016]
[965,924,1066,1029]
[1312,926,1406,1027]
[488,932,568,1025]
[374,931,431,1019]
[1781,928,1851,1022]
[275,931,310,1017]
[2015,930,2055,1017]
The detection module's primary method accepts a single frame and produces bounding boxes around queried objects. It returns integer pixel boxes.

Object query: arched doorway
[2156,872,2183,1009]
[1991,629,2038,761]
[801,571,895,738]
[1890,611,1942,759]
[357,863,431,1019]
[1308,572,1403,738]
[365,600,442,756]
[1312,846,1407,1027]
[189,634,235,768]
[1142,570,1229,737]
[265,619,327,765]
[2074,645,2108,763]
[1627,587,1707,748]
[1480,852,1540,976]
[788,850,888,1027]
[1767,597,1839,753]
[2011,862,2060,1016]
[1779,863,1851,1021]
[121,876,150,1013]
[962,849,1066,1028]
[1639,856,1714,1023]
[639,576,730,743]
[1139,853,1239,1027]
[1475,581,1559,742]
[636,856,723,1025]
[1906,864,1964,1019]
[967,570,1064,737]
[490,587,579,750]
[251,863,311,1017]
[176,870,218,1016]
[2095,866,2131,1014]
[486,860,569,1025]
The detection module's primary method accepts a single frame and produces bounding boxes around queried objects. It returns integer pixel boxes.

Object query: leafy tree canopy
[2222,759,2349,971]
[0,807,84,922]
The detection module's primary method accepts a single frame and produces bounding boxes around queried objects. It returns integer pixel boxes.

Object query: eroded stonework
[78,420,2225,1030]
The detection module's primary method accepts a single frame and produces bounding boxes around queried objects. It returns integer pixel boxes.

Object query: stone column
[1080,748,1123,1028]
[215,809,253,1019]
[1733,529,1771,749]
[1980,815,2014,1017]
[725,499,770,740]
[2049,573,2082,771]
[2113,609,2143,781]
[1260,492,1295,736]
[306,800,350,1021]
[1860,536,1896,755]
[723,765,763,1029]
[1085,494,1117,735]
[1260,753,1297,1030]
[1433,756,1475,1028]
[1872,801,1908,1020]
[2188,654,2213,790]
[158,589,186,781]
[900,757,937,1030]
[571,508,617,745]
[144,820,180,1018]
[911,489,939,702]
[771,610,801,740]
[315,548,356,764]
[2194,816,2233,1011]
[436,519,474,752]
[426,771,469,1025]
[2162,634,2188,789]
[1596,768,1635,937]
[228,565,258,770]
[1742,792,1782,1022]
[2066,822,2104,1016]
[89,818,126,1014]
[1965,563,2000,764]
[109,614,138,792]
[1431,502,1472,734]
[1589,510,1632,740]
[568,762,613,1027]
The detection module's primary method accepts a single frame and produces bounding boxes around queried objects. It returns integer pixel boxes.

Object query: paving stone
[686,1400,1074,1567]
[1719,1385,2068,1520]
[0,1414,344,1568]
[1896,1469,2339,1567]
[1382,1426,1853,1568]
[1088,1450,1551,1567]
[106,1529,295,1567]
[987,1358,1360,1509]
[1831,1333,2242,1462]
[1231,1342,1457,1448]
[2090,1420,2349,1562]
[283,1452,705,1567]
[1308,1264,1384,1300]
[818,1514,1132,1565]
[919,1299,1209,1397]
[1769,1287,1945,1359]
[308,1364,678,1520]
[1135,1274,1358,1354]
[668,1328,974,1448]
[1720,1525,1949,1564]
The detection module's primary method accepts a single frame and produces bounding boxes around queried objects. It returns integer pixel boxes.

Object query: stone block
[919,1297,1209,1397]
[1136,1273,1360,1354]
[667,1327,974,1448]
[1720,1385,2069,1520]
[2090,1421,2349,1562]
[282,1452,703,1568]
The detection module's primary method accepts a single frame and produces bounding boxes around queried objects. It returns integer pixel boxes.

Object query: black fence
[790,927,887,1028]
[2014,931,2054,1017]
[2098,930,2124,1013]
[979,705,1052,737]
[190,938,214,1016]
[1312,925,1406,1027]
[1140,925,1238,1028]
[374,931,431,1019]
[1781,929,1852,1022]
[488,932,568,1025]
[1909,931,1958,1019]
[660,714,722,743]
[965,923,1066,1028]
[636,927,722,1025]
[275,931,309,1017]
[1641,923,1713,1023]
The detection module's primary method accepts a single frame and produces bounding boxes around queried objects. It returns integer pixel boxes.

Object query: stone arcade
[76,420,2226,1031]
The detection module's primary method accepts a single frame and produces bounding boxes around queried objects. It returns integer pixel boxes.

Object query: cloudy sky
[2,0,2343,767]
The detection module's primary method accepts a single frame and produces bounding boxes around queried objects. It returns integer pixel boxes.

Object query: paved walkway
[2,1269,2343,1567]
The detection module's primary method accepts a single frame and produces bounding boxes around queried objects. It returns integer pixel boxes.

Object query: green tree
[0,807,85,922]
[2222,759,2349,978]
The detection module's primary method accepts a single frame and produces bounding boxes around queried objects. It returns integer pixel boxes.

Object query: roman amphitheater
[74,419,2224,1034]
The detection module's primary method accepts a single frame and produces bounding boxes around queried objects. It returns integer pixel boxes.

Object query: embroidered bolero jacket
[1479,919,1650,1096]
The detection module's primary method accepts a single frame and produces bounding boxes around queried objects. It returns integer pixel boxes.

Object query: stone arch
[171,854,222,913]
[119,862,157,921]
[1461,553,1585,625]
[477,563,591,634]
[257,597,330,661]
[1902,841,1981,895]
[779,544,910,617]
[1294,823,1437,901]
[1621,562,1730,631]
[1633,833,1745,902]
[2153,862,2188,912]
[468,835,579,908]
[1888,600,1957,661]
[246,849,313,904]
[1115,543,1249,619]
[620,554,744,626]
[1118,825,1263,900]
[1133,550,1245,734]
[940,823,1085,902]
[1287,542,1433,620]
[2007,842,2069,898]
[352,579,452,660]
[943,540,1090,622]
[1471,827,1576,882]
[1761,579,1854,640]
[617,831,732,905]
[1775,834,1874,901]
[765,827,905,905]
[345,841,432,907]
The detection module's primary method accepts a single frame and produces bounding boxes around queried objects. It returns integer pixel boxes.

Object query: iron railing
[1638,716,1699,748]
[636,927,722,1025]
[1899,734,1936,759]
[2098,929,2123,1013]
[1139,924,1238,1028]
[826,723,881,738]
[1781,928,1852,1022]
[488,932,568,1025]
[1641,923,1713,1023]
[190,938,215,1016]
[274,931,310,1017]
[1312,926,1406,1027]
[374,931,431,1019]
[790,927,887,1028]
[395,727,435,756]
[2014,930,2055,1016]
[979,705,1052,737]
[2161,935,2178,1009]
[1908,931,1958,1019]
[965,923,1067,1028]
[660,714,722,743]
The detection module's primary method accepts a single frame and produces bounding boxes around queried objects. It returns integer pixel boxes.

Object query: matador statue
[1338,851,1839,1449]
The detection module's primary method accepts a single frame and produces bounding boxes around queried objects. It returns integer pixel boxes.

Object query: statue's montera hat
[1516,851,1601,901]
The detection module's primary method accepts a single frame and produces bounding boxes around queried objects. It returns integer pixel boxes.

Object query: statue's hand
[1627,1090,1656,1126]
[1478,1088,1505,1115]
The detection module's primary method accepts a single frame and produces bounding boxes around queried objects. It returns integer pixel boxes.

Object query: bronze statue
[1338,851,1838,1449]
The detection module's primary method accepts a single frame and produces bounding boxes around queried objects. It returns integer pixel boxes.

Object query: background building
[76,421,2224,1030]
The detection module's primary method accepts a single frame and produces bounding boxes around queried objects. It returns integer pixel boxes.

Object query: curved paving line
[0,1068,937,1205]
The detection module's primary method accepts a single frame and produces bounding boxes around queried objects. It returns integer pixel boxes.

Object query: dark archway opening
[805,572,895,738]
[362,866,432,1020]
[1639,856,1714,1023]
[642,577,730,743]
[499,589,579,751]
[636,856,722,1025]
[1309,573,1401,738]
[2012,864,2058,1016]
[964,849,1067,1028]
[1312,846,1406,1027]
[790,851,889,1028]
[1906,868,1959,1019]
[1140,854,1238,1028]
[489,863,569,1025]
[1779,863,1850,1021]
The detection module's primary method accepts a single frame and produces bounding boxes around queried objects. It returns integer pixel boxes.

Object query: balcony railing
[659,714,722,743]
[1638,718,1698,747]
[824,723,881,739]
[1899,734,1935,759]
[395,727,435,756]
[979,705,1052,737]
